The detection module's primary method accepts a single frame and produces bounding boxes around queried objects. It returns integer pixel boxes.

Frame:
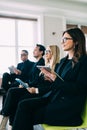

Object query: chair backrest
[80,98,87,127]
[43,98,87,130]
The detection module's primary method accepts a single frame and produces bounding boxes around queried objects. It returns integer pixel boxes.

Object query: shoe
[9,125,12,130]
[0,116,8,130]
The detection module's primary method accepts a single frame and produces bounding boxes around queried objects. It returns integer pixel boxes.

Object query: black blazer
[16,59,34,82]
[43,55,87,126]
[28,57,45,86]
[38,63,59,95]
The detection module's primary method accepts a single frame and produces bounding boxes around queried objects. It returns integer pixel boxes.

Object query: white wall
[0,1,70,58]
[43,15,66,58]
[0,1,87,58]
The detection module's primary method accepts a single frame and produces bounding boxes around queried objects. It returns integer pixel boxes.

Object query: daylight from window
[0,18,38,76]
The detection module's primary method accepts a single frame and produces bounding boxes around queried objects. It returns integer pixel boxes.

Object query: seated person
[27,44,46,87]
[0,45,60,129]
[1,50,34,106]
[1,50,34,91]
[9,28,87,130]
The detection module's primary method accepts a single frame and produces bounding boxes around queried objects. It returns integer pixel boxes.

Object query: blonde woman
[45,45,60,71]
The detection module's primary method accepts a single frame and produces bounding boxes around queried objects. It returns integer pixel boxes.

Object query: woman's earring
[76,42,78,45]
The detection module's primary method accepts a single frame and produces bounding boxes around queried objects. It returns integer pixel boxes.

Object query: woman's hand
[44,76,52,82]
[40,68,57,81]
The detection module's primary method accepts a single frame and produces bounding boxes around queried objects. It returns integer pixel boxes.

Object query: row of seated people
[0,43,60,130]
[0,27,87,130]
[1,44,46,107]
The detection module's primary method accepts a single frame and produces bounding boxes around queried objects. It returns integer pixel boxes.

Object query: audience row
[0,27,87,130]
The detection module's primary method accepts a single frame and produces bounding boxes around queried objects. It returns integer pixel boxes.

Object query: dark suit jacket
[28,57,45,86]
[14,59,34,82]
[1,59,34,92]
[38,63,59,95]
[43,55,87,126]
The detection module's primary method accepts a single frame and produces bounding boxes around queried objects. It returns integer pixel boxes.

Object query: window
[0,17,38,76]
[66,24,78,30]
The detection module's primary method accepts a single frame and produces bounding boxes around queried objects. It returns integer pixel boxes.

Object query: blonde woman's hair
[45,45,60,71]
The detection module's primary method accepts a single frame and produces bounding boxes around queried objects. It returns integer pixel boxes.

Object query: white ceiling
[0,0,87,25]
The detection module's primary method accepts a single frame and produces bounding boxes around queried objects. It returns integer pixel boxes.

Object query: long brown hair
[63,28,86,66]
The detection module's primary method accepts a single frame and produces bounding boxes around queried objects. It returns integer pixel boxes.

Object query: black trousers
[2,87,41,125]
[12,97,49,130]
[12,95,84,130]
[1,72,19,107]
[1,72,17,91]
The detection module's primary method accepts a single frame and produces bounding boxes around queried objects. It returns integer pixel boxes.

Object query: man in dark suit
[1,50,34,106]
[28,44,46,87]
[1,50,34,91]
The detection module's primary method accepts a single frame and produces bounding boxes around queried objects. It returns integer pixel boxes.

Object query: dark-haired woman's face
[61,32,75,52]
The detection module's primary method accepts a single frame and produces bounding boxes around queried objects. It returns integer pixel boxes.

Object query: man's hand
[27,87,37,94]
[14,69,21,75]
[19,84,23,88]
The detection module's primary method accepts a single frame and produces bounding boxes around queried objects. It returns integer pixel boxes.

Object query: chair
[42,99,87,130]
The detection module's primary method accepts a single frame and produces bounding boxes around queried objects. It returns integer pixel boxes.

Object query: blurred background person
[1,50,34,107]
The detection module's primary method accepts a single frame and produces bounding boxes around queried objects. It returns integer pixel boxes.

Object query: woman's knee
[8,87,20,93]
[7,88,19,98]
[18,100,27,112]
[8,87,16,93]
